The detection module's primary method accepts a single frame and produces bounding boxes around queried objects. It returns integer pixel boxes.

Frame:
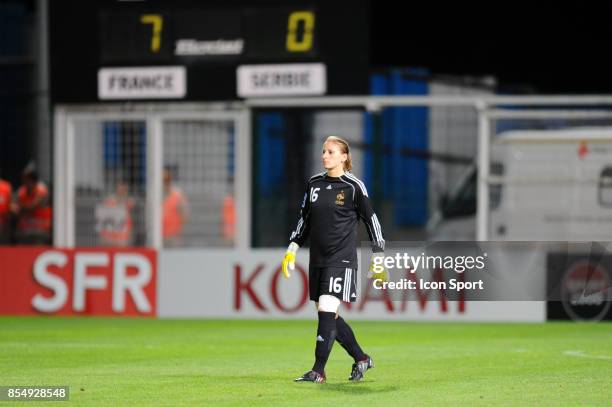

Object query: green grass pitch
[1,317,611,406]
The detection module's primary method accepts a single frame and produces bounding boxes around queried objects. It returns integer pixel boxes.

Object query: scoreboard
[49,0,369,103]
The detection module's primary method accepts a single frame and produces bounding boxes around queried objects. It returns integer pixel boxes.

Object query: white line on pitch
[563,350,612,361]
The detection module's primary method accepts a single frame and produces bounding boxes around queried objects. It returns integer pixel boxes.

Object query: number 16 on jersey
[310,187,320,202]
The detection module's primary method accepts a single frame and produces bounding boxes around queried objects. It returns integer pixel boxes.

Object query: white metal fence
[53,96,612,248]
[54,104,250,249]
[247,96,612,242]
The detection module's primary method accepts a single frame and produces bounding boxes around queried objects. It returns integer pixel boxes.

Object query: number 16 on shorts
[328,268,356,302]
[329,277,343,294]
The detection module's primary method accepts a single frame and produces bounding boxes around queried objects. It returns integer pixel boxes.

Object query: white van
[428,127,612,241]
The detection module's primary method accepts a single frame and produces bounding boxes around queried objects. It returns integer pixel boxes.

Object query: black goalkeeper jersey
[289,172,385,268]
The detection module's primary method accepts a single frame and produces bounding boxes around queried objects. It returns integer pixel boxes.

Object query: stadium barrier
[158,249,545,321]
[0,247,545,321]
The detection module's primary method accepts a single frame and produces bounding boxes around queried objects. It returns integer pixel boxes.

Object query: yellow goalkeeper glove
[281,242,299,278]
[367,253,388,282]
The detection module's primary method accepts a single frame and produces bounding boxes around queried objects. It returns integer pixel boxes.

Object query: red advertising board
[0,248,156,316]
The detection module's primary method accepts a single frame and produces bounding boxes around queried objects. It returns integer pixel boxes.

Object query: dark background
[370,2,612,93]
[2,0,612,185]
[46,1,612,102]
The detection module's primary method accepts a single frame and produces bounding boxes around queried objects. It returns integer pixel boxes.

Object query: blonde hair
[324,136,352,171]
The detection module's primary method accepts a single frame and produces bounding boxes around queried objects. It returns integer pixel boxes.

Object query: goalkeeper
[282,136,385,384]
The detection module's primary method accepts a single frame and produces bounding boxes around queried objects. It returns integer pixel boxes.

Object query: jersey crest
[335,190,345,206]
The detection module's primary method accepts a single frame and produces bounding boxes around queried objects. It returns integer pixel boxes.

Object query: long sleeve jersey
[289,171,385,268]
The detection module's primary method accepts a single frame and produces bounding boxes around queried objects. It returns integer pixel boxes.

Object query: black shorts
[309,265,357,303]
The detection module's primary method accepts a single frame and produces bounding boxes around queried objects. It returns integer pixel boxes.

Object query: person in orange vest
[0,169,13,244]
[13,164,52,245]
[163,167,189,248]
[222,193,236,243]
[96,179,135,247]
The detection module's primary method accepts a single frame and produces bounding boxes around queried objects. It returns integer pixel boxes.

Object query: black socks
[335,315,366,362]
[312,313,367,373]
[312,311,337,374]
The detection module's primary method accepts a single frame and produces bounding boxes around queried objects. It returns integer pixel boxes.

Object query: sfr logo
[31,250,156,315]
